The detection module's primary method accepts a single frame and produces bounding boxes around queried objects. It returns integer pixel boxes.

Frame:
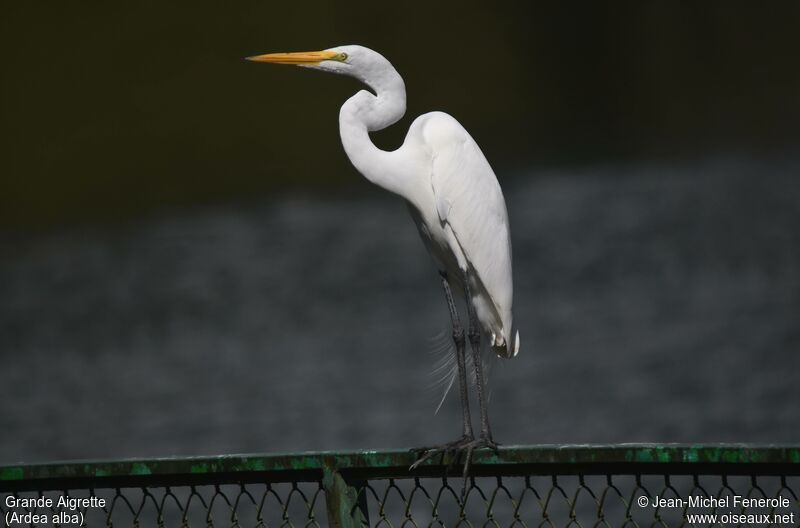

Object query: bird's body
[402,112,515,356]
[331,45,518,357]
[248,45,518,468]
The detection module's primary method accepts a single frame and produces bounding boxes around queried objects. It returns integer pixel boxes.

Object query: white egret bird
[247,45,519,468]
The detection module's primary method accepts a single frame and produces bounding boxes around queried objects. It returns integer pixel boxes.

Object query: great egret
[247,45,519,469]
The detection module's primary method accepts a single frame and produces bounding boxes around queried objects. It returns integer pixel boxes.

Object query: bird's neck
[338,68,409,197]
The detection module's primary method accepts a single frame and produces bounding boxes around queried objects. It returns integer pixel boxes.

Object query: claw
[409,437,499,474]
[462,444,474,478]
[408,449,439,471]
[483,437,500,455]
[409,436,473,470]
[460,438,499,477]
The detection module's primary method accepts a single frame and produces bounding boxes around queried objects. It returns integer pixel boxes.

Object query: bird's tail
[427,331,496,414]
[490,328,520,358]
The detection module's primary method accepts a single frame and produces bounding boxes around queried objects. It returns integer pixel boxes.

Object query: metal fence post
[322,465,370,528]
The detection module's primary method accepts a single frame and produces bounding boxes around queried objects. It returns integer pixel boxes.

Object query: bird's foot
[409,435,473,470]
[457,436,500,478]
[475,435,500,454]
[409,435,499,476]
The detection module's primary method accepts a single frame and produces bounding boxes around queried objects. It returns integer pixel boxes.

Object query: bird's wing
[422,112,513,337]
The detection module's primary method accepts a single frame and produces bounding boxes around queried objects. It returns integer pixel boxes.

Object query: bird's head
[246,45,402,93]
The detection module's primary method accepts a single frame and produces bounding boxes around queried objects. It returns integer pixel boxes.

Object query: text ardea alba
[247,45,519,469]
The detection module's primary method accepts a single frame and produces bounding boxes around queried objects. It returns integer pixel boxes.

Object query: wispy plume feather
[427,330,496,414]
[427,330,457,414]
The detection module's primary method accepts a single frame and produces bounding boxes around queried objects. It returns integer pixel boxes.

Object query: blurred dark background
[2,2,800,229]
[1,2,798,464]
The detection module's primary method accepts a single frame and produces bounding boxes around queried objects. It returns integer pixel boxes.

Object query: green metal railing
[1,445,799,527]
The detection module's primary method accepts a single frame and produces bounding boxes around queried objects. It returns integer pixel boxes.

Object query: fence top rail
[2,444,799,489]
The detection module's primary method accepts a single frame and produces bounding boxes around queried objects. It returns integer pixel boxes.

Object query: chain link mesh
[3,473,798,527]
[361,474,799,527]
[1,482,324,528]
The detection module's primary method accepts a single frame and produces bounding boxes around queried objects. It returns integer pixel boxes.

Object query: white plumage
[248,44,518,462]
[421,112,518,357]
[325,45,519,358]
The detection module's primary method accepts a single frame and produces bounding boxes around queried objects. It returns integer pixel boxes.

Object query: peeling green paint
[0,467,23,480]
[190,463,209,474]
[322,466,369,527]
[1,445,798,488]
[3,445,796,528]
[130,462,153,475]
[237,458,266,472]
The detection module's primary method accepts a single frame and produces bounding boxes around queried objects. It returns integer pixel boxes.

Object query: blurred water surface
[1,159,799,464]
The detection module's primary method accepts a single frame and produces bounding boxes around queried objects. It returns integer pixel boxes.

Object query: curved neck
[338,67,408,196]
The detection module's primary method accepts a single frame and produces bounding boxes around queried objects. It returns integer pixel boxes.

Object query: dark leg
[444,273,474,442]
[456,278,499,479]
[463,279,497,446]
[409,271,474,470]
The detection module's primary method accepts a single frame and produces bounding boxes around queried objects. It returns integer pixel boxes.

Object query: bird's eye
[338,52,348,61]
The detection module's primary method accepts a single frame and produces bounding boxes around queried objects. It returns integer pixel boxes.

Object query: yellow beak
[245,50,339,65]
